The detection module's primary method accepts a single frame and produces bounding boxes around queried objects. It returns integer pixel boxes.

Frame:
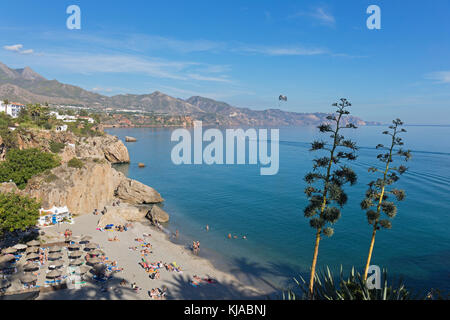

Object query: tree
[361,119,411,281]
[0,148,60,189]
[0,192,41,236]
[303,98,358,298]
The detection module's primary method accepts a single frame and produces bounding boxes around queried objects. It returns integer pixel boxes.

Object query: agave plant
[284,266,412,300]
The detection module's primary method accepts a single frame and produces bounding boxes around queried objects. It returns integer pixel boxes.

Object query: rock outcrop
[0,182,19,194]
[115,179,163,204]
[75,135,130,164]
[148,205,170,223]
[125,136,137,142]
[24,160,124,215]
[97,203,148,228]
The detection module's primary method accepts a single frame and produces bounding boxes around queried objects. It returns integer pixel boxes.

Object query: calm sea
[107,125,450,296]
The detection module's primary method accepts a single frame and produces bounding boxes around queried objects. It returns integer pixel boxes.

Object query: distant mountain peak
[18,66,46,81]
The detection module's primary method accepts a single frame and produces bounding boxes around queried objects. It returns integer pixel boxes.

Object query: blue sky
[0,0,449,124]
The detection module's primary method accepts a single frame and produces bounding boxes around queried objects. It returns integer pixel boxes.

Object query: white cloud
[4,44,23,52]
[27,52,233,83]
[289,7,336,27]
[20,49,34,55]
[426,71,450,84]
[3,44,35,54]
[237,45,327,56]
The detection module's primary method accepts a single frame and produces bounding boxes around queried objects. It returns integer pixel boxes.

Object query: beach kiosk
[38,206,73,227]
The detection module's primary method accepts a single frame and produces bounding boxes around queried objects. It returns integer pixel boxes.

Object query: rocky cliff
[10,129,130,164]
[0,129,166,222]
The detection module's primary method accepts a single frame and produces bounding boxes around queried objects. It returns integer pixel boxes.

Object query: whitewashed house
[0,101,26,118]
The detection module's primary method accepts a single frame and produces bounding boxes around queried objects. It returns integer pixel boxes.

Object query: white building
[0,101,26,118]
[38,206,73,227]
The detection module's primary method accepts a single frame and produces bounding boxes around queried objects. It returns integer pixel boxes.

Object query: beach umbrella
[0,254,16,263]
[46,269,62,279]
[64,237,72,243]
[68,244,80,251]
[0,279,11,289]
[78,265,91,274]
[79,235,92,244]
[2,247,17,255]
[87,257,102,266]
[13,244,27,250]
[21,273,37,283]
[27,240,40,247]
[26,247,39,254]
[69,259,83,266]
[23,262,40,272]
[84,243,98,250]
[48,253,63,260]
[88,249,104,257]
[48,260,64,268]
[68,251,82,258]
[49,246,62,253]
[26,253,40,261]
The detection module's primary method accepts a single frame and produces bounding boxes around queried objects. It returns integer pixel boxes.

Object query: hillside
[0,62,379,126]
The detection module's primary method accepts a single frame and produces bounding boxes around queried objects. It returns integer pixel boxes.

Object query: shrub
[67,157,84,169]
[0,148,60,189]
[0,192,41,236]
[49,140,65,153]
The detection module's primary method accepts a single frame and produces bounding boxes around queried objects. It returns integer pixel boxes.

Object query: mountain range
[0,62,378,126]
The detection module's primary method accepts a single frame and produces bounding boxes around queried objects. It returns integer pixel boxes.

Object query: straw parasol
[46,269,62,279]
[26,253,40,260]
[84,243,98,250]
[13,244,27,250]
[48,260,64,268]
[79,235,92,244]
[0,279,11,289]
[27,240,40,247]
[87,257,102,266]
[23,262,40,272]
[68,251,82,258]
[69,259,84,266]
[2,247,17,255]
[48,253,63,260]
[0,254,16,264]
[26,247,39,254]
[88,249,104,257]
[49,246,62,253]
[21,273,37,283]
[68,243,81,251]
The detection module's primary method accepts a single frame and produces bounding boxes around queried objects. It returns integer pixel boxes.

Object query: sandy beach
[36,214,270,300]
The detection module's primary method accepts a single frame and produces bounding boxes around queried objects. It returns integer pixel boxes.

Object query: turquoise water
[107,125,450,295]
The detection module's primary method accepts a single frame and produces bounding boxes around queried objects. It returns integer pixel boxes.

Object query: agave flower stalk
[303,98,358,298]
[361,119,411,281]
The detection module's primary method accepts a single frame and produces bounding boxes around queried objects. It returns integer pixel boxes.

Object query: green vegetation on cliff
[0,148,60,189]
[0,192,41,236]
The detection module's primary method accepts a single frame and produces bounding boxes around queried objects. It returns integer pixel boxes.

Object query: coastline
[37,214,270,300]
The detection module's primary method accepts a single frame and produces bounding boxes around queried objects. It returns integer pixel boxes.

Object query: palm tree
[361,119,411,281]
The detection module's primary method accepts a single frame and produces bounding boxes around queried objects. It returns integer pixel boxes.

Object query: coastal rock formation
[125,136,137,142]
[0,182,19,194]
[5,129,129,164]
[97,203,148,228]
[24,160,124,215]
[115,179,163,204]
[76,135,130,164]
[148,205,170,223]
